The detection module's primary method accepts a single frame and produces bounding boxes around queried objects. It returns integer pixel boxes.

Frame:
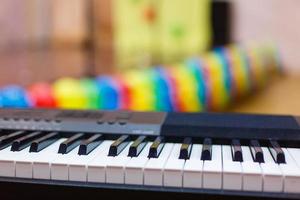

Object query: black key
[231,139,243,162]
[179,137,192,159]
[58,133,84,154]
[201,138,212,160]
[11,131,44,151]
[148,136,165,158]
[78,134,103,155]
[269,140,286,164]
[30,132,59,152]
[128,136,147,157]
[250,140,264,163]
[108,135,129,156]
[0,131,27,149]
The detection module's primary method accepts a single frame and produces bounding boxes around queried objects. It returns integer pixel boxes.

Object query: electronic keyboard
[0,108,299,199]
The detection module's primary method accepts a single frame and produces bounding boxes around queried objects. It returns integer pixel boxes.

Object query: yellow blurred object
[203,53,228,111]
[169,64,202,111]
[227,45,250,98]
[113,0,212,68]
[122,70,155,111]
[52,78,87,109]
[158,0,211,62]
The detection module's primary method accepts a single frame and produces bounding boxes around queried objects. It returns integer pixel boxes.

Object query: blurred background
[0,0,299,115]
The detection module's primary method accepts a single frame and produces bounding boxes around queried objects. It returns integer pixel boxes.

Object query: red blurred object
[114,76,130,110]
[27,83,57,108]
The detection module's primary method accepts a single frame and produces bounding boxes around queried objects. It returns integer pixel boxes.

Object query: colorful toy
[1,85,30,108]
[0,44,282,112]
[27,83,56,108]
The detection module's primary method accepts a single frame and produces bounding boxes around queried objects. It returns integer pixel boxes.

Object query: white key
[33,139,66,179]
[241,146,263,191]
[203,145,222,189]
[68,140,112,182]
[15,139,63,178]
[260,147,283,192]
[51,146,80,180]
[0,146,30,177]
[183,144,203,189]
[222,145,242,190]
[125,142,151,185]
[280,148,300,193]
[287,148,300,167]
[163,143,185,187]
[106,142,133,184]
[87,140,114,183]
[144,143,174,186]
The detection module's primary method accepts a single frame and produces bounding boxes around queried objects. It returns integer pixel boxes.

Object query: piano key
[241,146,263,191]
[278,148,300,193]
[68,140,110,182]
[87,140,114,183]
[0,131,27,149]
[78,134,103,155]
[15,139,64,178]
[269,140,285,164]
[0,145,29,177]
[51,146,80,180]
[148,136,165,158]
[231,139,243,162]
[11,131,44,151]
[201,138,212,161]
[222,145,242,190]
[179,137,192,160]
[29,132,59,152]
[183,144,203,189]
[250,140,264,163]
[108,135,129,157]
[287,148,300,167]
[106,141,133,183]
[202,145,222,189]
[144,143,174,186]
[125,142,152,185]
[32,139,66,179]
[58,133,84,154]
[128,136,147,157]
[260,147,283,192]
[163,143,185,187]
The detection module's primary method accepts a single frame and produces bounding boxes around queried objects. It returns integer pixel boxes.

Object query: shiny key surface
[179,137,192,160]
[30,132,59,152]
[250,140,264,163]
[108,135,129,157]
[128,136,147,157]
[78,134,103,155]
[58,133,84,154]
[201,138,212,161]
[11,131,44,151]
[269,140,285,164]
[231,139,243,162]
[148,136,165,158]
[0,131,27,150]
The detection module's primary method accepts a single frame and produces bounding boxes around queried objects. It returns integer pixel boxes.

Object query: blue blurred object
[153,67,173,111]
[96,76,119,110]
[214,48,232,100]
[186,59,207,110]
[1,85,30,108]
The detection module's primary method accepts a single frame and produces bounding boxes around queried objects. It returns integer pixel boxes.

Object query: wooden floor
[231,75,300,115]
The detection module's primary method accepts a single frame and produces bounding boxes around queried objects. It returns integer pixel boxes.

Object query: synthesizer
[0,108,299,199]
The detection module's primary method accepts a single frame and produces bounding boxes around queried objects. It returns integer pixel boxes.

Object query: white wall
[231,0,300,73]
